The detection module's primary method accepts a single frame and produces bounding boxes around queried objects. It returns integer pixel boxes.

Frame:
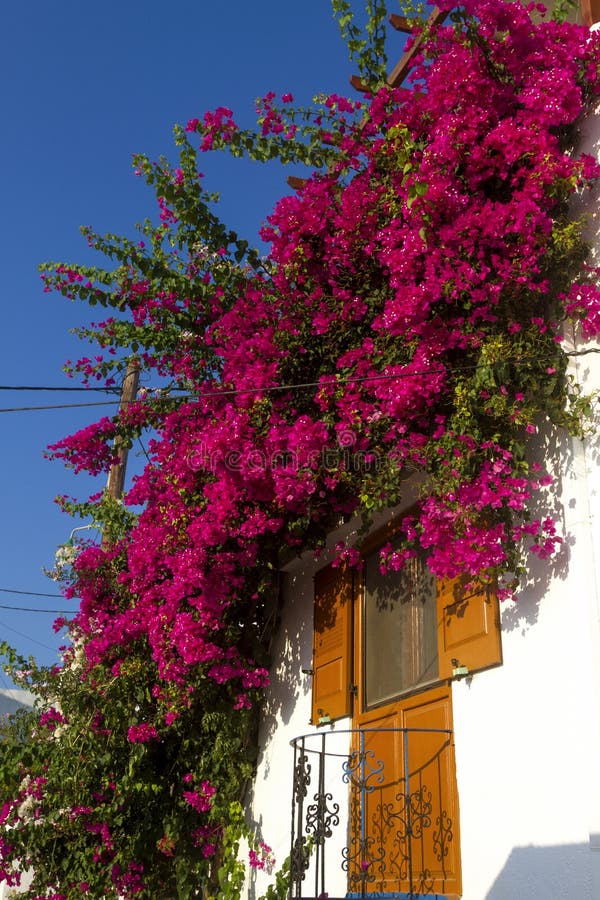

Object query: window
[310,522,502,897]
[363,542,438,708]
[311,525,502,725]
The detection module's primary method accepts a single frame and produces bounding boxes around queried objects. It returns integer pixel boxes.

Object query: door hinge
[349,683,358,695]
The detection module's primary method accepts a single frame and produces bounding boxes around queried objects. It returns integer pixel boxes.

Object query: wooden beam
[386,6,447,87]
[386,47,418,88]
[389,13,415,34]
[287,175,307,191]
[350,74,373,94]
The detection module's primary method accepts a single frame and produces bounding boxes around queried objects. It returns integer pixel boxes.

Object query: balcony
[289,728,457,900]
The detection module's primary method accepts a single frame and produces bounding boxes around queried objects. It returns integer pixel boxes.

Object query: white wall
[245,97,600,900]
[248,450,600,899]
[453,424,600,898]
[246,537,352,900]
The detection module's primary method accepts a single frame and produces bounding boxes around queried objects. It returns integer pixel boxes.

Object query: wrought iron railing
[289,727,454,900]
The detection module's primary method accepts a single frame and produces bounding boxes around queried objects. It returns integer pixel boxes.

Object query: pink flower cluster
[47,418,118,475]
[126,723,159,743]
[39,0,600,845]
[249,840,275,874]
[38,707,66,730]
[183,780,216,814]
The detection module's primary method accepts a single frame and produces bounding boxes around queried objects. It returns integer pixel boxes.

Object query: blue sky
[0,1,406,679]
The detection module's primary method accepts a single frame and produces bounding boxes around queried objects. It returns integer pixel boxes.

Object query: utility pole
[106,359,140,500]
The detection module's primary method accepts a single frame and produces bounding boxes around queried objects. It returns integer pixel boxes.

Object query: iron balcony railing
[289,728,455,900]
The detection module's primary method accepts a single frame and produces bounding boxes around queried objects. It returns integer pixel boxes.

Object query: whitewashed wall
[453,416,600,898]
[245,533,353,900]
[247,452,600,900]
[245,510,395,900]
[245,103,600,900]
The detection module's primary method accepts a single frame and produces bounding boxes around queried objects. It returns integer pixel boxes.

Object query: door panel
[400,689,460,895]
[311,540,465,897]
[352,547,462,897]
[352,687,461,897]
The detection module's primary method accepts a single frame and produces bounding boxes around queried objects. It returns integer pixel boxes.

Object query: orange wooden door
[349,552,462,898]
[310,539,503,897]
[350,687,461,897]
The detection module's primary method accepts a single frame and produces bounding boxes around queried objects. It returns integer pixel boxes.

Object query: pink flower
[183,781,216,813]
[39,707,66,730]
[249,841,276,873]
[127,723,159,743]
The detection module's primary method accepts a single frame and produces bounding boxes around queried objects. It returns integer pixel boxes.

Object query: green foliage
[551,0,579,23]
[0,643,259,899]
[332,0,389,86]
[3,1,600,897]
[213,803,249,900]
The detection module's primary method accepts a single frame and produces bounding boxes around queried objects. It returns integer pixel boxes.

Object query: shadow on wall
[499,423,574,636]
[252,568,314,778]
[485,842,595,900]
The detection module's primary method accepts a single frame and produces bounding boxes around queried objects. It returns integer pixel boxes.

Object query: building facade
[244,17,600,900]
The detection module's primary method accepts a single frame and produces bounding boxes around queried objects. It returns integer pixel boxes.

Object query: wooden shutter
[581,0,600,26]
[437,577,502,680]
[311,565,353,724]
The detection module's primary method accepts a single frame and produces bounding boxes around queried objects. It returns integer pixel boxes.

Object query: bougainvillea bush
[2,0,600,895]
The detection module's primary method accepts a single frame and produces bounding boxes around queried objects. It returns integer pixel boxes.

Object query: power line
[0,359,549,413]
[0,591,75,614]
[0,590,78,614]
[0,619,61,652]
[0,349,597,414]
[0,401,121,413]
[0,385,120,393]
[0,605,75,615]
[0,394,184,413]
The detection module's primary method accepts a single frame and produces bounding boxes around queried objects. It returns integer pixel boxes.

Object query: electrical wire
[0,401,123,413]
[0,394,184,413]
[1,349,598,413]
[0,358,559,412]
[0,605,75,614]
[0,591,76,613]
[137,437,152,463]
[0,619,60,652]
[0,385,120,393]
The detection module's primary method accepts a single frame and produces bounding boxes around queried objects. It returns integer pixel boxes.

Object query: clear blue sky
[0,1,406,678]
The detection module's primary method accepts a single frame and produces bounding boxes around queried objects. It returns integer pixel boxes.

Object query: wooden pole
[106,359,140,500]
